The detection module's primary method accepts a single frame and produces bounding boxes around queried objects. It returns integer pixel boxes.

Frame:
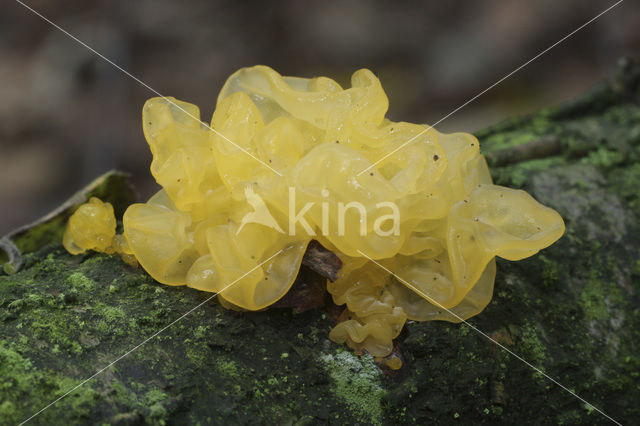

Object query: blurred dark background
[1,0,638,235]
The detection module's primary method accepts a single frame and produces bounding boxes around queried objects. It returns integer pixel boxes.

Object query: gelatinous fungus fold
[64,66,565,360]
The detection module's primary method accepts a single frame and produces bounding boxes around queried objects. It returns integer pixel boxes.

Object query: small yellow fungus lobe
[381,355,403,370]
[64,66,565,364]
[63,197,138,266]
[63,197,117,255]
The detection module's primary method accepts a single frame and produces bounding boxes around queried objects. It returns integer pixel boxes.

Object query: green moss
[319,350,386,424]
[0,340,99,424]
[496,157,565,188]
[517,323,548,379]
[98,304,127,322]
[579,278,610,322]
[144,389,169,424]
[479,131,538,154]
[583,147,625,169]
[193,325,209,339]
[538,255,560,286]
[68,272,96,291]
[216,359,239,378]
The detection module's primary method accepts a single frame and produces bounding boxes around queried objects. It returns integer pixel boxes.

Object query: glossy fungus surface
[64,66,565,359]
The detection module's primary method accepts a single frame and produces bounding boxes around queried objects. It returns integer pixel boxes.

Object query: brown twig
[301,240,342,282]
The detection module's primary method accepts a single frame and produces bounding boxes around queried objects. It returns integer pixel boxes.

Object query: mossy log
[1,59,640,425]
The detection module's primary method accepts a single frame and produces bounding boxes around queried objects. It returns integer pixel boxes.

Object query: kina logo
[236,186,284,234]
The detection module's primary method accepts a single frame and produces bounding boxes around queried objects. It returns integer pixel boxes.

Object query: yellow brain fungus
[63,65,565,362]
[64,197,116,255]
[63,197,136,265]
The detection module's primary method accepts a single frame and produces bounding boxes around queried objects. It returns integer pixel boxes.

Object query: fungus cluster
[64,66,565,362]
